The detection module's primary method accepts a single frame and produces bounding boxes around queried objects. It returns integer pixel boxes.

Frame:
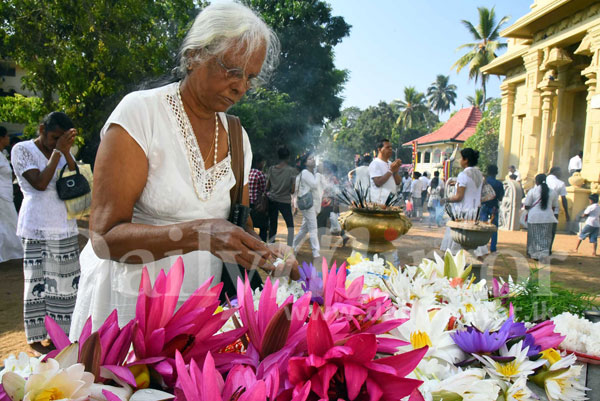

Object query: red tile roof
[403,107,482,146]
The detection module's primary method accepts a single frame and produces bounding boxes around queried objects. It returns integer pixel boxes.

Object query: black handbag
[56,164,91,200]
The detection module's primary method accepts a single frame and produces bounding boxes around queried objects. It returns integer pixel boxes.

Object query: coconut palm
[466,89,492,109]
[393,86,428,131]
[427,75,457,117]
[452,6,509,110]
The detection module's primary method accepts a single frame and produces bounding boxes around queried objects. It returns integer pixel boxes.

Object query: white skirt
[0,197,23,262]
[69,242,223,340]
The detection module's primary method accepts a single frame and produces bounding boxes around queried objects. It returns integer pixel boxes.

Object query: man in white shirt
[348,155,372,192]
[546,167,570,253]
[368,139,402,204]
[568,151,583,175]
[401,171,412,201]
[410,172,424,219]
[419,172,430,205]
[507,165,521,182]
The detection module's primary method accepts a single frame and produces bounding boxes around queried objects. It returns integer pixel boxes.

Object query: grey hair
[176,1,280,86]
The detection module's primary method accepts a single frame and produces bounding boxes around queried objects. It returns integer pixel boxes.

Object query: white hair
[177,1,279,85]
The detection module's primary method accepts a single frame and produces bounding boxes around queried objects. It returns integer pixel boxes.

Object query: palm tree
[392,86,428,131]
[452,7,509,110]
[466,89,492,109]
[427,75,457,117]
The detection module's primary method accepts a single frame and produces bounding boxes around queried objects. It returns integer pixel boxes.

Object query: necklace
[177,83,219,168]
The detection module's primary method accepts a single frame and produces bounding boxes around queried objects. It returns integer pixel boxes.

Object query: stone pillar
[520,50,545,189]
[581,28,600,183]
[498,83,516,177]
[537,73,559,174]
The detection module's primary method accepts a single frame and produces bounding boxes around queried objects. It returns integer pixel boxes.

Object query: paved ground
[1,212,599,362]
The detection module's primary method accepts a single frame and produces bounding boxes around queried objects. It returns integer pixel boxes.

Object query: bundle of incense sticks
[335,183,403,211]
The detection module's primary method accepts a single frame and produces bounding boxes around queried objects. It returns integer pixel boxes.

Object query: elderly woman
[524,174,559,260]
[0,126,22,263]
[71,2,297,338]
[10,113,80,348]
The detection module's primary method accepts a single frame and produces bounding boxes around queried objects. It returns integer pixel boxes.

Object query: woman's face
[306,155,315,168]
[39,126,66,151]
[185,43,266,113]
[0,135,9,151]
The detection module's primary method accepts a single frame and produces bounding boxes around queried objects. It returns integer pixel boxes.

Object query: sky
[326,0,533,119]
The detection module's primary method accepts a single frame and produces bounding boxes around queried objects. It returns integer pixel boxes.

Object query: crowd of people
[0,1,599,358]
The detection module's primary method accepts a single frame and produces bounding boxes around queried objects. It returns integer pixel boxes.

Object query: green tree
[392,86,428,131]
[466,89,492,110]
[1,0,201,158]
[464,97,501,170]
[452,7,509,110]
[236,0,350,159]
[0,94,45,137]
[427,75,457,117]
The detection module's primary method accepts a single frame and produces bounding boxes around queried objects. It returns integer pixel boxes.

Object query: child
[572,194,600,256]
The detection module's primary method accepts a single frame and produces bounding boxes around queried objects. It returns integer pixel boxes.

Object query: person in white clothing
[293,153,321,258]
[441,148,488,257]
[348,155,371,192]
[410,172,424,219]
[368,139,401,204]
[568,151,583,175]
[70,2,297,339]
[507,165,521,182]
[419,172,430,204]
[546,167,570,252]
[0,126,22,263]
[523,174,559,260]
[11,112,80,350]
[572,193,599,256]
[401,171,412,201]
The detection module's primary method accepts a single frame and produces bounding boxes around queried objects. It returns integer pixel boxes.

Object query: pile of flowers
[0,251,594,401]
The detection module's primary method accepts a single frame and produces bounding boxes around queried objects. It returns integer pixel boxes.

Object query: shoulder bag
[296,170,314,210]
[481,181,496,203]
[220,114,263,303]
[56,163,91,200]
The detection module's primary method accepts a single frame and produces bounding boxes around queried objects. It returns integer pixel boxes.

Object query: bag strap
[59,163,80,178]
[226,114,244,205]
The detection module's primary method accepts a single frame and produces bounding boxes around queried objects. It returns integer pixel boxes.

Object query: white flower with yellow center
[541,353,589,401]
[393,300,464,364]
[502,376,537,401]
[428,368,502,401]
[12,359,94,401]
[474,340,546,381]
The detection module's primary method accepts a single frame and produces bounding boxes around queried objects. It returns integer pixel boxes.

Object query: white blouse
[0,151,13,203]
[524,185,559,224]
[10,140,78,240]
[71,82,252,336]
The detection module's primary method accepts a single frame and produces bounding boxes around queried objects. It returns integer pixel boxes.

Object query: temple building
[482,0,600,228]
[402,106,482,177]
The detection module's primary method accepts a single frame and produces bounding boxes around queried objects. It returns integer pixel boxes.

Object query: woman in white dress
[70,2,297,338]
[293,153,321,259]
[441,148,489,257]
[524,174,558,260]
[10,113,80,346]
[0,126,22,263]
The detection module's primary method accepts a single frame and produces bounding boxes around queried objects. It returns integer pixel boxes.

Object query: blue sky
[326,0,533,119]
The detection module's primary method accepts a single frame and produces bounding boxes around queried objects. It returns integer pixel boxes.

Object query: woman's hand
[267,242,300,280]
[195,219,277,273]
[56,128,77,155]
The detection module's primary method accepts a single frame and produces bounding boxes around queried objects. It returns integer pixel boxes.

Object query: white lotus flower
[474,340,546,381]
[21,359,93,401]
[0,352,40,380]
[542,353,589,401]
[429,368,502,401]
[393,300,464,364]
[503,376,537,401]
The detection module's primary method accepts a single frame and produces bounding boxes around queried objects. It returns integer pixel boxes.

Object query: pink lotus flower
[285,305,425,401]
[492,278,510,304]
[44,312,136,388]
[131,257,246,387]
[526,320,566,351]
[174,351,267,401]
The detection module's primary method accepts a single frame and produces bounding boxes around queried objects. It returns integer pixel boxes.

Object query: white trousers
[293,206,320,257]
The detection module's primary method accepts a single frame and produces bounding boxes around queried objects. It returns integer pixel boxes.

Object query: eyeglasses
[215,58,259,89]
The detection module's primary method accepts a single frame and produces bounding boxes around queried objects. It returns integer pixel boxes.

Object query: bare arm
[561,196,570,221]
[90,125,275,271]
[448,186,466,203]
[22,151,61,191]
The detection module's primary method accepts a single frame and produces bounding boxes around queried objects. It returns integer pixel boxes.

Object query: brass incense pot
[446,220,497,250]
[339,208,412,254]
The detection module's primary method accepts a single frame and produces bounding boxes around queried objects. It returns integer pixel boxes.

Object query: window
[433,149,441,163]
[424,151,431,163]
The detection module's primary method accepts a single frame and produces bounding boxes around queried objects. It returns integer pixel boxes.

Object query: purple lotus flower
[298,262,324,304]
